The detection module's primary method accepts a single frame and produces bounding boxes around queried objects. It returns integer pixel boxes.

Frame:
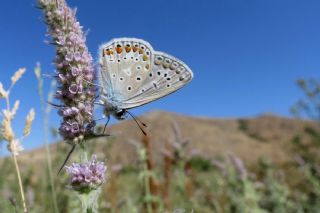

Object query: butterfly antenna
[58,144,76,175]
[127,111,147,135]
[127,111,147,127]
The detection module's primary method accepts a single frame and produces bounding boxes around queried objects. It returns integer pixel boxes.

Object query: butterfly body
[102,101,127,120]
[98,38,193,120]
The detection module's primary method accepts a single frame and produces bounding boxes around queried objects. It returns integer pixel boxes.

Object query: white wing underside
[98,38,193,109]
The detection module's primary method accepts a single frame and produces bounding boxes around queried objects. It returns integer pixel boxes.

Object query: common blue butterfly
[98,38,193,126]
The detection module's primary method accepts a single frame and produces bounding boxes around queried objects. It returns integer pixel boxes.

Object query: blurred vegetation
[0,78,320,212]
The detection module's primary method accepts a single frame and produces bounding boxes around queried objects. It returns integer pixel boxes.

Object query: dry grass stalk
[0,68,34,213]
[23,109,35,137]
[11,68,26,87]
[34,63,59,213]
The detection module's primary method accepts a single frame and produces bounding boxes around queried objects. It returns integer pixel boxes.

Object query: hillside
[19,110,319,170]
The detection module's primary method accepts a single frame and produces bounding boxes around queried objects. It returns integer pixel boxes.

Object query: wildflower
[228,153,248,180]
[66,155,107,192]
[38,0,95,141]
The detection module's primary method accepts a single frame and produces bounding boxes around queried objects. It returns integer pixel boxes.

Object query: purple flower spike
[38,0,95,141]
[66,155,107,192]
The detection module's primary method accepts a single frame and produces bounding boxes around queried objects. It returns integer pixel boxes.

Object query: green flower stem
[78,189,101,213]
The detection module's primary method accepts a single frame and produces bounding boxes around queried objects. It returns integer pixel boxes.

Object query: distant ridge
[18,110,319,169]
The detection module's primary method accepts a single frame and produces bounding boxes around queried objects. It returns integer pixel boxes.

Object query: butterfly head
[112,109,127,120]
[102,100,127,120]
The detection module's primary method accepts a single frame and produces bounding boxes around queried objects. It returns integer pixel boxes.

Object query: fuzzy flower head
[38,0,95,141]
[66,155,107,192]
[8,139,24,156]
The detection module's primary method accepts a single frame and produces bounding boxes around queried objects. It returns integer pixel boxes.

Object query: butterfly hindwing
[117,52,193,109]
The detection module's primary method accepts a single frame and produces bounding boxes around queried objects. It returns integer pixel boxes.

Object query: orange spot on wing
[115,47,123,54]
[103,49,111,56]
[125,46,131,52]
[133,46,138,52]
[139,48,144,54]
[143,55,148,61]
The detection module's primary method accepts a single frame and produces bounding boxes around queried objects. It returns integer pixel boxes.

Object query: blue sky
[0,0,320,151]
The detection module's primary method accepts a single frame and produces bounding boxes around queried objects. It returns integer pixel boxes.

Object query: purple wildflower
[228,153,248,180]
[38,0,95,141]
[66,155,107,192]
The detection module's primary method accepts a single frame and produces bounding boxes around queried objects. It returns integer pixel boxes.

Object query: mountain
[19,110,319,168]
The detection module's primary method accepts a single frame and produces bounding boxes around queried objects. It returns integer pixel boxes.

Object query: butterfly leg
[102,114,111,134]
[57,144,76,175]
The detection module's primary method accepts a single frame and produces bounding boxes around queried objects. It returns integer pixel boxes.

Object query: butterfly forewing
[99,38,154,101]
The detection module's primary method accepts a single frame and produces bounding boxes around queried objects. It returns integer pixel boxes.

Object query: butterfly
[97,38,193,132]
[58,38,193,174]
